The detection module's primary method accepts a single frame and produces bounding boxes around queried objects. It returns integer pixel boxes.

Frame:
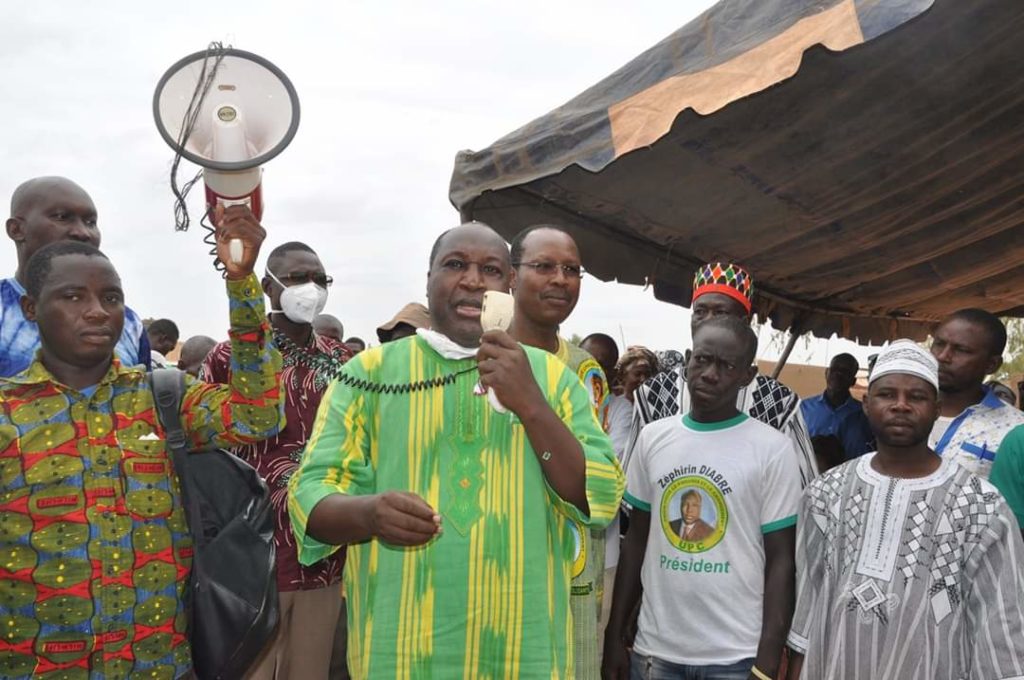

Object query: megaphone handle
[214,197,252,265]
[229,239,244,265]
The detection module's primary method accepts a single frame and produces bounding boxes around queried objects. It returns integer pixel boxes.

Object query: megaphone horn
[153,44,300,269]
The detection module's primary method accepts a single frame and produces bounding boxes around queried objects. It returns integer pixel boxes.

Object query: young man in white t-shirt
[603,316,800,680]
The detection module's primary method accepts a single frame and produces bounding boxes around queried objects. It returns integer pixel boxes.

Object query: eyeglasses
[276,272,334,288]
[513,261,584,279]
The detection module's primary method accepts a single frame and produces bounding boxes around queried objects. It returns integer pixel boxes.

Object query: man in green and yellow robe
[288,223,623,679]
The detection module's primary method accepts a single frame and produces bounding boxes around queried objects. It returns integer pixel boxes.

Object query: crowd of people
[1,175,1023,680]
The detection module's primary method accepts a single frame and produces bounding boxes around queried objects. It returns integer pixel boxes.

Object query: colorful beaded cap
[692,262,754,313]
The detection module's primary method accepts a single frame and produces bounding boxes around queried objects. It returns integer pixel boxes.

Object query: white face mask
[267,270,328,324]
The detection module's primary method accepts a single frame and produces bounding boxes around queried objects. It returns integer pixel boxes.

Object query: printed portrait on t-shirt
[579,361,602,408]
[589,374,605,409]
[580,361,610,430]
[660,477,728,553]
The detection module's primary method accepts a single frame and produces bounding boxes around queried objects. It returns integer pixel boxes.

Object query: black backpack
[150,368,279,680]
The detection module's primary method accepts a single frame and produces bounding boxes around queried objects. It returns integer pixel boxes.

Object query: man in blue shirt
[2,176,149,376]
[800,353,873,459]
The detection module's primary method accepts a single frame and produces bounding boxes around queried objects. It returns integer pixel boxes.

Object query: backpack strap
[152,367,188,451]
[149,368,202,551]
[149,368,203,637]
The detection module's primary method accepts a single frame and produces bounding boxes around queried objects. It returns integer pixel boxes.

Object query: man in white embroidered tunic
[786,340,1024,680]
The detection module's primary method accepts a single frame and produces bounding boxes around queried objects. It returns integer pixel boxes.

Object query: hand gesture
[211,204,266,279]
[369,491,442,546]
[476,330,544,418]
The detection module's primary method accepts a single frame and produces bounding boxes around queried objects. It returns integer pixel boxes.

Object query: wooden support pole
[771,327,801,379]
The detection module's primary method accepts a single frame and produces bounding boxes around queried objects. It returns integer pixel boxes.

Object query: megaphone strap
[273,329,478,395]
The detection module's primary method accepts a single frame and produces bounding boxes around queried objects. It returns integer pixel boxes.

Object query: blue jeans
[630,652,755,680]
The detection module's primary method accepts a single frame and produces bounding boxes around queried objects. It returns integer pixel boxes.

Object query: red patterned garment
[0,273,283,679]
[202,331,352,591]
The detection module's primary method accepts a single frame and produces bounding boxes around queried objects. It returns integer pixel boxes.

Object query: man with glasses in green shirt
[508,224,612,679]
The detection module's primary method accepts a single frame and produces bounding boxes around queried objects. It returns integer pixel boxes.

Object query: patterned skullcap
[693,262,754,313]
[869,340,939,391]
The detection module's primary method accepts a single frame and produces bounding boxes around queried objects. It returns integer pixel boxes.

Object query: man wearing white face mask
[201,241,353,680]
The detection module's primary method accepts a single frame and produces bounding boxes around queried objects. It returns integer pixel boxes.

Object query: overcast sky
[0,0,879,367]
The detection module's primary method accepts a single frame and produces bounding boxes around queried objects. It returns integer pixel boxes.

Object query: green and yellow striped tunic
[288,335,623,679]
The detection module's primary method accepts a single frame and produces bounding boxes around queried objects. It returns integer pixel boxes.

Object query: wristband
[751,666,772,680]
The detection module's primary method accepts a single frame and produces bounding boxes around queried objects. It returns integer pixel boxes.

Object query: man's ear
[260,276,273,298]
[986,353,1003,378]
[6,217,24,243]
[20,294,37,323]
[509,266,518,293]
[742,364,757,388]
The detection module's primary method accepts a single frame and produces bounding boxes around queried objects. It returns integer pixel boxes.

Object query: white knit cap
[868,339,939,391]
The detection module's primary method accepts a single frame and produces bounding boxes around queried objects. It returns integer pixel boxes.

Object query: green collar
[682,411,748,432]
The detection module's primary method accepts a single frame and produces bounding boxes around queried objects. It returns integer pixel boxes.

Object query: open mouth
[454,301,482,318]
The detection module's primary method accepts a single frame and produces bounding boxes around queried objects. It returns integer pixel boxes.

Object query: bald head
[177,335,218,377]
[11,177,91,215]
[509,224,576,265]
[8,177,99,279]
[313,313,345,342]
[428,222,510,271]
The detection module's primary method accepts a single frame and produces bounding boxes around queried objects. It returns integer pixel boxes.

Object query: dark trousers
[328,597,350,680]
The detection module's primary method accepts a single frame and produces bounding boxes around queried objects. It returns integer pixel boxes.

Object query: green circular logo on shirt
[660,476,728,553]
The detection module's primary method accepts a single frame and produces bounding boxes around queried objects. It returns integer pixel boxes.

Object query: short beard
[874,428,930,449]
[938,379,976,395]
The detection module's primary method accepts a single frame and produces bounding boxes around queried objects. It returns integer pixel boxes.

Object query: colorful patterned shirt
[557,337,610,432]
[201,331,352,592]
[288,335,624,679]
[0,273,283,680]
[555,336,610,680]
[928,386,1024,479]
[0,276,150,378]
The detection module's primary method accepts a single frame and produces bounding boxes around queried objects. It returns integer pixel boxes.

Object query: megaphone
[153,45,300,265]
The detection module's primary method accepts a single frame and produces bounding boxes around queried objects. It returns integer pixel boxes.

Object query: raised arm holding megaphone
[153,44,299,269]
[212,203,265,278]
